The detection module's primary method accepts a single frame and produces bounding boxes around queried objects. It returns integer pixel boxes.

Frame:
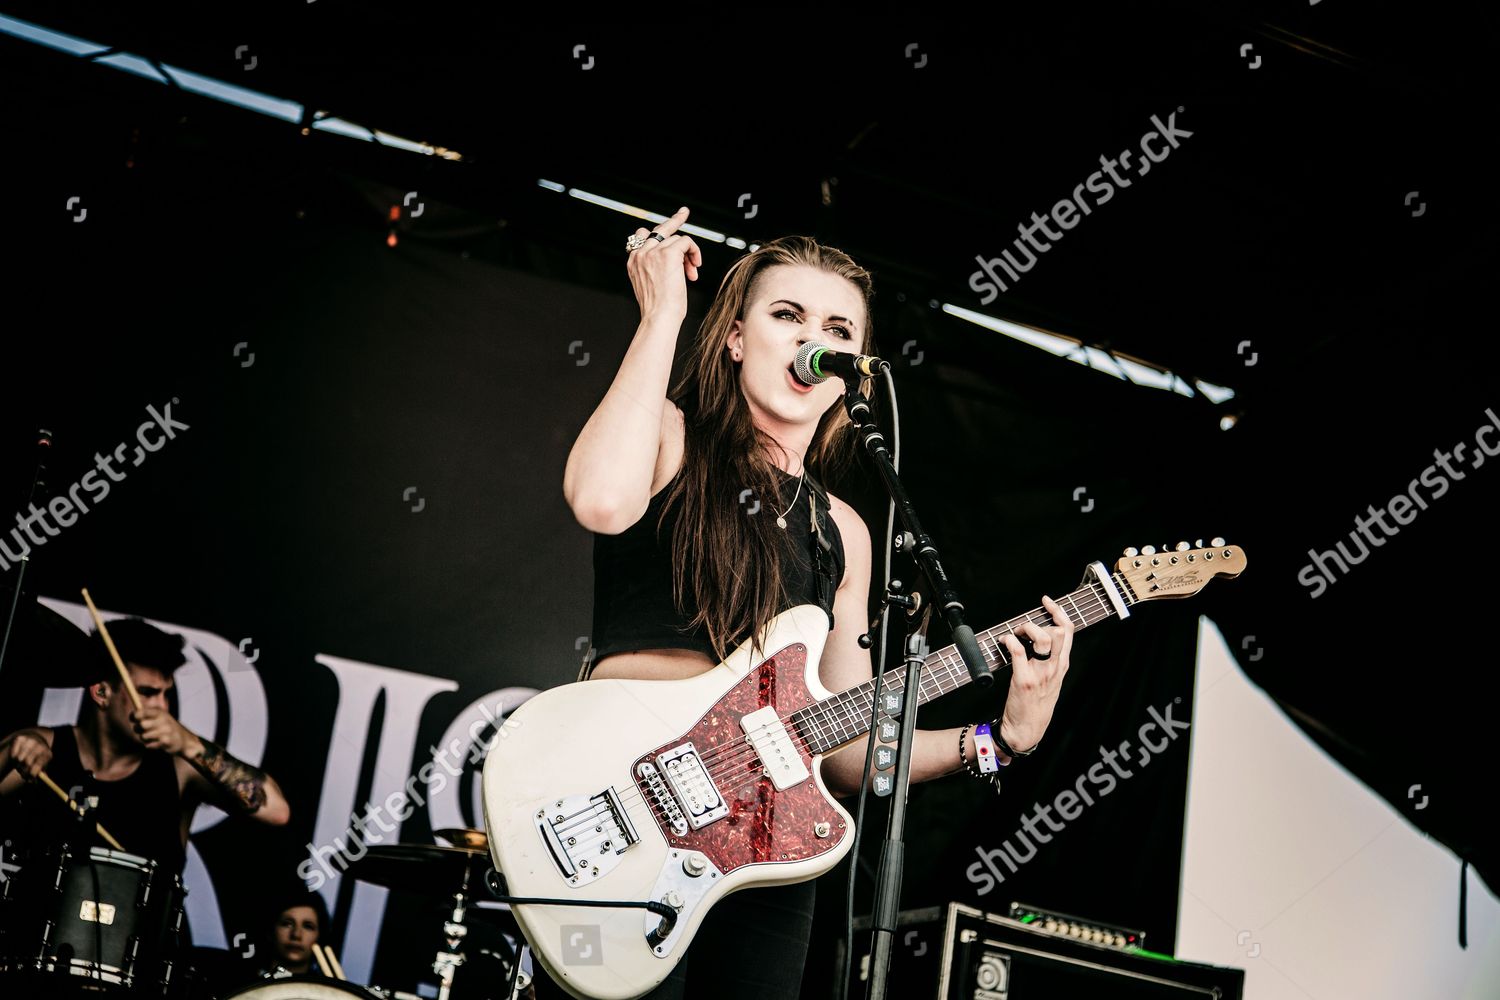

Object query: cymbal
[433,827,487,851]
[345,844,493,896]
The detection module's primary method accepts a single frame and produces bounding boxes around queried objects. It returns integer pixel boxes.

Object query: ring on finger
[625,231,668,252]
[1031,647,1052,661]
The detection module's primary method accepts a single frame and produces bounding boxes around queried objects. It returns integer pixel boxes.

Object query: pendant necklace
[774,468,806,529]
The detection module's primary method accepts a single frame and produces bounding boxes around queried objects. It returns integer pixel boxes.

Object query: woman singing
[535,206,1074,999]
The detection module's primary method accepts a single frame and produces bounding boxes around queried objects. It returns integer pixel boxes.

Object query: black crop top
[586,466,845,675]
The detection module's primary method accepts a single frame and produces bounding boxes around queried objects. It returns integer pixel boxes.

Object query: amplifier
[837,902,1244,1000]
[1007,900,1147,950]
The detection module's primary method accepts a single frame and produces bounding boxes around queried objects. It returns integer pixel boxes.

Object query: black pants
[530,879,817,1000]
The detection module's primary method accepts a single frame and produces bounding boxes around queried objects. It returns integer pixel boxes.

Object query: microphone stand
[0,428,54,679]
[840,381,992,1000]
[863,619,928,1000]
[840,386,993,689]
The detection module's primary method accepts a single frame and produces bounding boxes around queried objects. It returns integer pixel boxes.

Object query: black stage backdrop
[2,8,1497,998]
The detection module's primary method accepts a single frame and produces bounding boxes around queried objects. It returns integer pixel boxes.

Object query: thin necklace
[774,467,806,529]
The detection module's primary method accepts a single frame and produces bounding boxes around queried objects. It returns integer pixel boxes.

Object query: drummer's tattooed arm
[187,738,268,813]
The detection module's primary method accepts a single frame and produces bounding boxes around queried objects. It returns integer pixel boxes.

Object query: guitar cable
[840,371,902,1000]
[483,870,682,998]
[482,870,680,932]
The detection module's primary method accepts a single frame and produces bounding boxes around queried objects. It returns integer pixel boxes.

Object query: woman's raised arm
[563,207,701,534]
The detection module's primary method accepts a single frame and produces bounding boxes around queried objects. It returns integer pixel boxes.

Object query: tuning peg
[1123,546,1138,557]
[1141,545,1155,555]
[1210,536,1225,547]
[1175,541,1190,551]
[1194,538,1203,548]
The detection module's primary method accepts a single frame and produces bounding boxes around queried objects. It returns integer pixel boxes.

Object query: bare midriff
[588,647,718,682]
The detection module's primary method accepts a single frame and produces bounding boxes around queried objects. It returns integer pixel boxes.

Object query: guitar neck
[792,576,1134,755]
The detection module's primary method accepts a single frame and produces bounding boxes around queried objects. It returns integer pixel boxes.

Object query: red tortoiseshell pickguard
[631,643,849,873]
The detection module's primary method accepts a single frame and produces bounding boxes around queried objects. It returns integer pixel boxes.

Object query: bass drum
[220,977,393,999]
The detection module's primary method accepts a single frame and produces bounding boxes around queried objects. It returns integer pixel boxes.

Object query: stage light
[536,180,759,252]
[943,303,1238,403]
[0,14,463,160]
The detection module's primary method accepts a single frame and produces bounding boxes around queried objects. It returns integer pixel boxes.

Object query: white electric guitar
[481,540,1246,999]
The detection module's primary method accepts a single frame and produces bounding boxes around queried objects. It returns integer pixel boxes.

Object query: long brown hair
[659,236,878,663]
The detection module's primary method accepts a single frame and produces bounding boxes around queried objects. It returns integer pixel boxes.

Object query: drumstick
[324,945,347,981]
[81,589,142,714]
[37,770,126,851]
[311,942,335,978]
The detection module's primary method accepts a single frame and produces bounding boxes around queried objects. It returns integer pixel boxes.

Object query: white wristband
[972,723,1002,772]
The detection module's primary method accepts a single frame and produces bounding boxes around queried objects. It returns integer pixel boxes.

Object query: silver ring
[625,232,667,252]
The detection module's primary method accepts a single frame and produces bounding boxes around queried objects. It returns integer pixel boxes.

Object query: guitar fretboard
[789,576,1133,755]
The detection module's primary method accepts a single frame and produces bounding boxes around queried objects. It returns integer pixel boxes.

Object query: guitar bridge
[535,787,639,886]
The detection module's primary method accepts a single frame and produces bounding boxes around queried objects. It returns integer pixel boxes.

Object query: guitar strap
[803,472,838,631]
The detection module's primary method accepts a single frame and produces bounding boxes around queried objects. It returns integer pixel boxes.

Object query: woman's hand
[625,206,703,323]
[996,595,1076,754]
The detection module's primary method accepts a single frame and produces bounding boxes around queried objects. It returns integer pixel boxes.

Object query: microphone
[791,343,889,387]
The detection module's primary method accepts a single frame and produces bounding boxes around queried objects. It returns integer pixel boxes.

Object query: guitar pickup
[655,744,728,830]
[740,706,810,791]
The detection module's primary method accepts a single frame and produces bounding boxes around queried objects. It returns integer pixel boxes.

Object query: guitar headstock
[1115,537,1246,601]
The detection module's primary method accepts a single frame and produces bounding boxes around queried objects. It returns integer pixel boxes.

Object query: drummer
[0,616,290,870]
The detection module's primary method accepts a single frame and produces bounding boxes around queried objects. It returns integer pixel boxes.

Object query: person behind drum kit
[248,889,333,980]
[0,616,291,870]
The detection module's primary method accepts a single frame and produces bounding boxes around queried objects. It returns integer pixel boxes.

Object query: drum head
[220,976,389,999]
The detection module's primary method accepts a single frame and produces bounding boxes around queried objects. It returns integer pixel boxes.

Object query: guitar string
[586,589,1117,828]
[554,592,1119,840]
[691,588,1113,774]
[592,590,1117,828]
[592,591,1117,830]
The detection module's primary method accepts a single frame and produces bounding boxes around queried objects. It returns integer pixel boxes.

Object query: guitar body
[481,604,855,1000]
